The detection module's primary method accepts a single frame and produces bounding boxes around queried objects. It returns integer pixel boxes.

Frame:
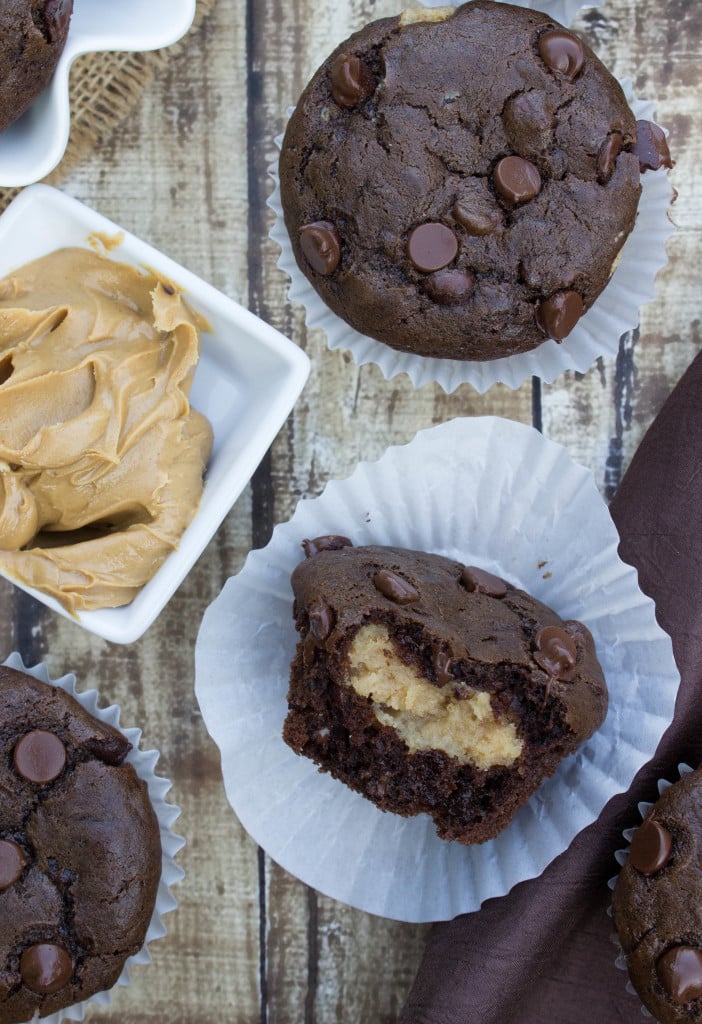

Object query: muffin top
[0,666,162,1024]
[0,1,74,133]
[280,1,642,361]
[613,766,702,1024]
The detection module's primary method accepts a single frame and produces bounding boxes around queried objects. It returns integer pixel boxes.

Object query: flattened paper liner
[417,0,598,24]
[608,764,694,1018]
[2,652,184,1023]
[195,417,679,922]
[270,66,674,393]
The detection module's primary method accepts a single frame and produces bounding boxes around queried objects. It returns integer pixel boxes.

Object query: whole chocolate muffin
[0,666,162,1024]
[279,1,645,361]
[612,767,702,1023]
[284,539,608,844]
[0,0,74,134]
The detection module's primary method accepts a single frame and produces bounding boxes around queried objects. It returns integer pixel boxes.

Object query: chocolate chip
[407,223,458,273]
[331,53,375,108]
[424,269,475,306]
[460,566,508,597]
[537,29,585,81]
[633,119,673,173]
[20,944,73,994]
[302,535,353,558]
[373,569,419,604]
[533,626,577,680]
[434,650,454,684]
[596,132,623,184]
[536,290,583,342]
[299,221,341,275]
[308,599,334,642]
[0,840,26,890]
[629,817,673,875]
[656,947,702,1004]
[13,730,66,785]
[493,156,541,205]
[453,200,501,237]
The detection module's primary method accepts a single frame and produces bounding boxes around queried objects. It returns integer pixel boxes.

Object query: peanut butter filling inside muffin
[348,624,523,769]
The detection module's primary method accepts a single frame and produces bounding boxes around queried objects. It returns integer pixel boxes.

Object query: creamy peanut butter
[0,247,213,613]
[348,624,523,769]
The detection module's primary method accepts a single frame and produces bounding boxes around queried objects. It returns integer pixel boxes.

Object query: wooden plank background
[1,0,699,1020]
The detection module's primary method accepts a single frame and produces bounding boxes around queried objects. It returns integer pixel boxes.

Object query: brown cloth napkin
[400,350,702,1024]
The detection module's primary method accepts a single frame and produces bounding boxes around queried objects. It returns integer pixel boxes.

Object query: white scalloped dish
[195,417,680,922]
[0,0,196,188]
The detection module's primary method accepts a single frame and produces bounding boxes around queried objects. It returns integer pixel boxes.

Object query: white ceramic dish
[0,0,197,188]
[0,184,310,643]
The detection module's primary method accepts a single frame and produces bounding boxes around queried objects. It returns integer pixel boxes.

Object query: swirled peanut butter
[0,247,213,613]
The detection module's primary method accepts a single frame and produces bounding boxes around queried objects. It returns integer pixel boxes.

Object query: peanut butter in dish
[0,247,213,612]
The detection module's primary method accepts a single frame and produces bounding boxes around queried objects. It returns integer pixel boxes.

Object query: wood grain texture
[1,0,699,1021]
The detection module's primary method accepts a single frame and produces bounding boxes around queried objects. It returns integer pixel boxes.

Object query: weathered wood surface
[1,0,699,1020]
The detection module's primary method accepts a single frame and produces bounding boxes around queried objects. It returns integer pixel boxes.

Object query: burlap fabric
[0,0,215,212]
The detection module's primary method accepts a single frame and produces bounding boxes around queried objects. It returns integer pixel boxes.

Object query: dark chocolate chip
[299,221,341,275]
[493,156,541,205]
[656,947,702,1004]
[633,119,673,173]
[629,817,673,875]
[308,598,334,642]
[14,730,66,784]
[373,569,419,605]
[536,290,583,342]
[0,839,26,890]
[453,200,501,237]
[331,53,375,109]
[537,29,585,80]
[434,650,454,684]
[407,223,458,273]
[302,535,353,558]
[596,132,623,184]
[460,566,508,597]
[533,625,577,680]
[20,944,73,994]
[424,269,475,306]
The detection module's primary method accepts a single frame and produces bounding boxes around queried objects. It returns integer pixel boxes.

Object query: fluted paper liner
[270,19,674,393]
[609,764,694,1017]
[2,652,185,1024]
[195,416,679,922]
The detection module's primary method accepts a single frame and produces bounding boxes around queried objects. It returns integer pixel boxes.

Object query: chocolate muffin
[612,767,702,1023]
[0,666,162,1024]
[0,1,74,134]
[284,539,608,844]
[279,1,651,361]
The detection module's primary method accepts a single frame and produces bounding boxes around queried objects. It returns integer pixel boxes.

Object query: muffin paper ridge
[2,652,184,1024]
[195,416,679,922]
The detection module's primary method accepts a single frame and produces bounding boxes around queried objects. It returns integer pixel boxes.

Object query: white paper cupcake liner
[2,652,185,1024]
[609,764,694,1017]
[414,0,597,30]
[194,416,679,922]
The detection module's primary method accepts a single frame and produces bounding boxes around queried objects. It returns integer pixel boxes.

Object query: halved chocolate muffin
[284,539,607,843]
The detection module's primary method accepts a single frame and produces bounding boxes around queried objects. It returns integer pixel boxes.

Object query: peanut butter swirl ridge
[0,247,213,613]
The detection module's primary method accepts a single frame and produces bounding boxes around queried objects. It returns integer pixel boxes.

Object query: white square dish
[0,0,197,187]
[0,184,311,643]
